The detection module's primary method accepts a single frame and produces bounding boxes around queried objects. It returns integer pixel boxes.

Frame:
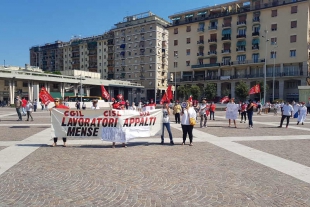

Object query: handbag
[190,117,196,126]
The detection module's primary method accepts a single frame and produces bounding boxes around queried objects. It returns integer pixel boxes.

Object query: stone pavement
[0,107,310,206]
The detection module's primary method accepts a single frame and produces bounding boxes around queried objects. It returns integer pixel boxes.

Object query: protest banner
[39,87,54,105]
[225,103,239,120]
[51,109,162,143]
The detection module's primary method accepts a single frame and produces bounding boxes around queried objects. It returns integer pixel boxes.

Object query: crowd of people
[12,95,308,148]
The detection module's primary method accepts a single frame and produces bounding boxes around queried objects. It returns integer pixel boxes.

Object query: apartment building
[168,0,309,101]
[112,11,169,101]
[62,32,114,79]
[30,41,64,71]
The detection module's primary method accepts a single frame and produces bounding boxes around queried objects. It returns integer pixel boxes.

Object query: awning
[237,41,246,46]
[252,39,260,44]
[222,29,231,35]
[172,17,181,20]
[197,11,207,15]
[120,51,125,55]
[185,14,194,17]
[120,44,125,48]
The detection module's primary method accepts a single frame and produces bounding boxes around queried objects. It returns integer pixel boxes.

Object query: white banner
[225,103,239,120]
[51,108,162,143]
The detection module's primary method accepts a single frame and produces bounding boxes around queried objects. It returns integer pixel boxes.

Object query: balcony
[197,40,204,44]
[197,28,205,32]
[252,45,259,50]
[236,34,246,39]
[222,23,231,28]
[236,47,246,52]
[253,17,260,22]
[230,59,265,66]
[221,61,231,66]
[168,0,307,27]
[108,70,114,74]
[192,63,220,69]
[237,21,246,26]
[222,36,231,41]
[208,51,217,56]
[197,53,204,57]
[208,39,217,43]
[221,49,231,54]
[107,64,114,67]
[252,31,260,36]
[208,25,218,30]
[140,75,145,80]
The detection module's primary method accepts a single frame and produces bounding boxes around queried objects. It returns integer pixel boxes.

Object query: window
[271,10,277,17]
[99,56,101,59]
[174,51,178,56]
[271,51,277,59]
[185,61,190,66]
[99,49,101,53]
[237,55,246,61]
[290,35,297,43]
[99,42,101,46]
[104,55,106,59]
[186,26,191,32]
[291,6,297,14]
[271,24,277,31]
[252,53,259,62]
[150,49,153,53]
[290,50,296,57]
[291,21,297,28]
[23,82,28,87]
[253,25,260,33]
[271,37,277,45]
[238,28,246,35]
[174,62,178,68]
[174,40,178,46]
[186,38,191,44]
[99,63,102,66]
[186,49,190,55]
[174,28,178,34]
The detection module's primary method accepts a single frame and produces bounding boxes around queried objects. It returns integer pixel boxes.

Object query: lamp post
[262,29,269,104]
[272,43,278,101]
[174,55,178,102]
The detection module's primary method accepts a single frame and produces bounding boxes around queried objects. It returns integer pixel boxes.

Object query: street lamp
[262,29,269,104]
[272,43,278,101]
[174,55,178,101]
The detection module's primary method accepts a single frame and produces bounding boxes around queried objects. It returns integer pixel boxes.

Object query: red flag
[249,84,261,95]
[188,95,193,102]
[166,85,173,101]
[220,96,230,104]
[160,93,168,104]
[101,85,110,100]
[39,87,54,105]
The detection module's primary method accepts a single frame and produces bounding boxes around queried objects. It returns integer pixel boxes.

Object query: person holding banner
[111,99,126,148]
[198,98,208,128]
[91,99,100,110]
[161,102,174,145]
[50,98,70,147]
[226,98,238,128]
[181,101,196,146]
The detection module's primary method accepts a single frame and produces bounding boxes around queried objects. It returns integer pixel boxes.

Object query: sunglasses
[54,101,59,103]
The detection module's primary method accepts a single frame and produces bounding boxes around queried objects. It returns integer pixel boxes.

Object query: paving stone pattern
[0,126,50,142]
[1,143,310,207]
[237,139,310,167]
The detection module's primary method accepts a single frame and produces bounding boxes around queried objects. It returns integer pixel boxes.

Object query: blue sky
[0,0,227,67]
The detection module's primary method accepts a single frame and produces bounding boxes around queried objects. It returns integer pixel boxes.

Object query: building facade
[168,0,309,102]
[30,41,64,72]
[112,11,169,101]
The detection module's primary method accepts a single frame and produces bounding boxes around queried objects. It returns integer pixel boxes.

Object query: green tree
[177,85,189,100]
[235,81,249,101]
[203,83,217,100]
[221,88,230,97]
[190,85,201,100]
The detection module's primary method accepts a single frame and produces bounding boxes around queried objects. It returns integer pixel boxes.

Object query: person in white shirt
[297,102,307,125]
[91,99,100,110]
[130,102,136,110]
[181,101,197,146]
[25,100,34,121]
[198,98,208,128]
[278,101,294,128]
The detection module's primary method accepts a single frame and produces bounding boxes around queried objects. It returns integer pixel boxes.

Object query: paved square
[0,107,310,206]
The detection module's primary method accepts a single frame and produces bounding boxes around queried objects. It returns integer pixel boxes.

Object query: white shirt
[282,104,294,116]
[25,103,33,111]
[181,107,196,125]
[91,106,100,110]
